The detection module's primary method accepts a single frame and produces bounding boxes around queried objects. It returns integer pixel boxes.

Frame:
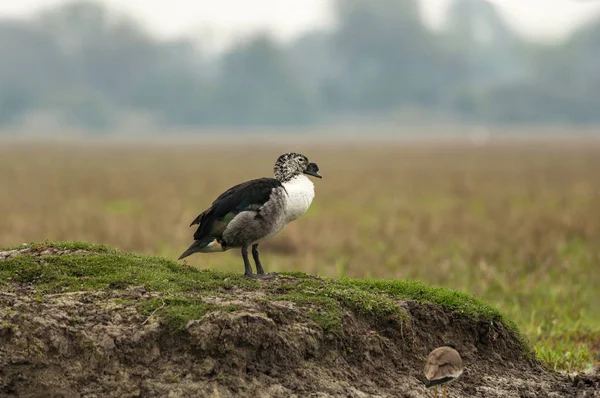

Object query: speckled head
[274,152,322,182]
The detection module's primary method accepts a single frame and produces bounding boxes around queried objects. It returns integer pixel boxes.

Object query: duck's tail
[178,237,224,260]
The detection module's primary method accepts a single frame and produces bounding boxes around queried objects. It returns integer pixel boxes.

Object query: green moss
[333,277,530,351]
[0,241,260,294]
[0,241,258,330]
[0,241,526,349]
[337,278,503,319]
[276,293,344,335]
[325,286,406,322]
[275,282,409,335]
[141,297,209,331]
[140,297,239,331]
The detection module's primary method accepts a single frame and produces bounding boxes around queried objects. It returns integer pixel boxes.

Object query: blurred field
[1,138,599,372]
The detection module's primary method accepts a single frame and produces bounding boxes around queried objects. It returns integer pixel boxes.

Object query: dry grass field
[1,137,599,372]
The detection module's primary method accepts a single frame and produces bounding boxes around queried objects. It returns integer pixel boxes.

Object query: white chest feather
[282,175,315,222]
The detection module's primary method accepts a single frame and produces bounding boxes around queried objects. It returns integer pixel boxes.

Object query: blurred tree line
[0,0,599,131]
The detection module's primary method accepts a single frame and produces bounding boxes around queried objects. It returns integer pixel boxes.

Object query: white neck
[282,174,315,222]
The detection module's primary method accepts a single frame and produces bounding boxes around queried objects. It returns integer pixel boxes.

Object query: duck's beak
[304,162,322,179]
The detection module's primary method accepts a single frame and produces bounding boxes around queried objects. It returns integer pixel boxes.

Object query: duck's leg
[242,246,253,276]
[443,385,447,398]
[252,244,265,274]
[243,245,274,280]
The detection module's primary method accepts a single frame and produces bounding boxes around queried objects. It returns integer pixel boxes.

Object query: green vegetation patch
[276,293,345,335]
[278,273,506,320]
[336,277,530,352]
[272,274,526,346]
[0,241,258,330]
[140,297,238,331]
[0,241,260,294]
[0,242,523,343]
[340,278,505,320]
[273,278,409,335]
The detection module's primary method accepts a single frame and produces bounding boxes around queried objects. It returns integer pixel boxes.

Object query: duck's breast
[283,175,315,222]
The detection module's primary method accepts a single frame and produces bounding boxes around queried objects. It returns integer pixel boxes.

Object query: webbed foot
[244,273,277,280]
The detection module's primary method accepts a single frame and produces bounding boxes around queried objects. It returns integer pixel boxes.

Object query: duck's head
[274,152,322,182]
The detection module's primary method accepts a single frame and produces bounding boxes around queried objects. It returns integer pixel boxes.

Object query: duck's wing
[190,177,284,240]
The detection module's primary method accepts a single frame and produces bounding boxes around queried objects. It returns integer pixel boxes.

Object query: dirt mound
[0,243,597,397]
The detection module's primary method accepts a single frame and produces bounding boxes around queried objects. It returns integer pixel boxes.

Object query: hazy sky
[2,0,600,51]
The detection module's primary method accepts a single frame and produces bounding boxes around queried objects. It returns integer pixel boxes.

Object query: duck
[178,152,322,279]
[422,344,464,398]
